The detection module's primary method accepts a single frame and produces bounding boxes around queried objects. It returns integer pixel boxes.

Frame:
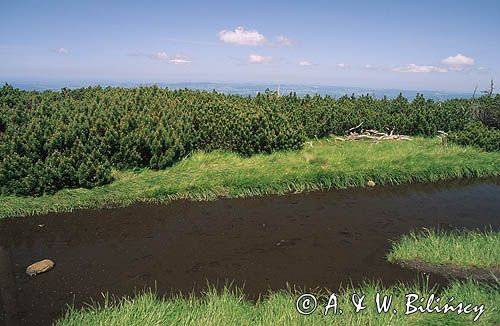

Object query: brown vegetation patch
[394,259,500,281]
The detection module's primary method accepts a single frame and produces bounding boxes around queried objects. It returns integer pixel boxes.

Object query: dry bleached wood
[437,130,448,145]
[346,122,364,133]
[337,125,411,141]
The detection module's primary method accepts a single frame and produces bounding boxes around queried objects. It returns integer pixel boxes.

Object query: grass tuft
[1,137,499,219]
[388,228,500,269]
[56,280,500,325]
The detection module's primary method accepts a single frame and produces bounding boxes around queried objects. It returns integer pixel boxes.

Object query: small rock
[367,180,376,187]
[26,259,54,276]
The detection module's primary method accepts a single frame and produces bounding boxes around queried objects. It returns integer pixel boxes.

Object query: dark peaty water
[0,178,499,325]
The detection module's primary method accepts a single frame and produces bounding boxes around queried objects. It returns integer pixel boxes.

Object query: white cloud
[150,52,191,64]
[441,53,474,67]
[54,47,68,54]
[218,27,295,47]
[218,27,267,46]
[364,64,389,71]
[391,64,447,73]
[336,63,350,68]
[298,60,313,66]
[275,35,293,46]
[476,66,491,74]
[248,54,273,64]
[364,63,446,73]
[169,54,191,65]
[154,52,169,60]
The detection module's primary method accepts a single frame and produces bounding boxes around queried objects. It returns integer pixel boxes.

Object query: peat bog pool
[1,178,499,325]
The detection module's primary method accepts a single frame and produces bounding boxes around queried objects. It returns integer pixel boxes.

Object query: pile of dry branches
[335,122,411,142]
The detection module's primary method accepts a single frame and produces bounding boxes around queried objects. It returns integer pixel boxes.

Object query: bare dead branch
[338,127,411,142]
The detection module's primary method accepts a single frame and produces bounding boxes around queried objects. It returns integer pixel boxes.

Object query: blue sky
[1,0,499,91]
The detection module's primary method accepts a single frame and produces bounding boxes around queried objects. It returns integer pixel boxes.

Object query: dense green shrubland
[0,84,498,196]
[448,122,500,152]
[447,94,500,151]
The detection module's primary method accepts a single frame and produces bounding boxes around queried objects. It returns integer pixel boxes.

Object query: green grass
[1,137,500,219]
[388,229,500,269]
[57,280,499,325]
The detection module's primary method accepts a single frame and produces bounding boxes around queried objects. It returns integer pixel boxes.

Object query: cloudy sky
[1,0,499,91]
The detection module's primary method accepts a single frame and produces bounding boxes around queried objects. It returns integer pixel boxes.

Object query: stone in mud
[367,180,376,187]
[26,259,55,276]
[276,240,286,247]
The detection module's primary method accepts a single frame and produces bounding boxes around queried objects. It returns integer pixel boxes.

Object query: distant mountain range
[3,81,473,101]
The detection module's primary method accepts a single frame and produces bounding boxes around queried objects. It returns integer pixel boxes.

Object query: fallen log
[338,127,411,142]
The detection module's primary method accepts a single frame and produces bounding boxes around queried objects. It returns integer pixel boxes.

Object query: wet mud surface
[1,178,499,325]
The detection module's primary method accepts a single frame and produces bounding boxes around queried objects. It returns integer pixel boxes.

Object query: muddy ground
[1,178,499,325]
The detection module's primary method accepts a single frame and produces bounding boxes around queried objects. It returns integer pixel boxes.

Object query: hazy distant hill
[3,81,472,101]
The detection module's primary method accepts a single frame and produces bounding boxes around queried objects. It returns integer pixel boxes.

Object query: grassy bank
[1,137,500,219]
[388,229,500,269]
[57,280,499,325]
[388,229,500,280]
